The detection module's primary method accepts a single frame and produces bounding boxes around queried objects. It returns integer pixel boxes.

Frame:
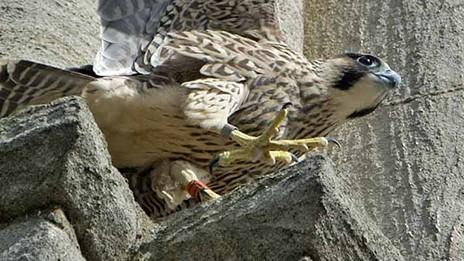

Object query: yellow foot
[210,104,340,172]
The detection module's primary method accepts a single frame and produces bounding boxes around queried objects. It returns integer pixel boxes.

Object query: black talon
[208,155,220,174]
[282,102,293,110]
[326,137,341,148]
[290,153,300,163]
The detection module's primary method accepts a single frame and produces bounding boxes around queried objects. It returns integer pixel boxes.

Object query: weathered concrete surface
[0,208,85,261]
[304,1,464,260]
[137,156,404,261]
[0,97,144,260]
[0,0,99,67]
[277,0,305,54]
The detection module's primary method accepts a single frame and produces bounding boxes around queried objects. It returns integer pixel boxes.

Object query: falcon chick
[0,0,401,218]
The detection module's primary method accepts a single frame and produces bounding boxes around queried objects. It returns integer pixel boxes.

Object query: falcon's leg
[212,104,337,168]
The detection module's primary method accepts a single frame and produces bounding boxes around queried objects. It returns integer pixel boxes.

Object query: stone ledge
[0,208,85,261]
[137,155,404,261]
[0,97,145,261]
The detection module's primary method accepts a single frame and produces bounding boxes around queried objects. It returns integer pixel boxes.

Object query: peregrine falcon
[0,0,401,218]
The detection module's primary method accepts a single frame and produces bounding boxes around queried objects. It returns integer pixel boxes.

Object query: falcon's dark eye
[357,55,378,67]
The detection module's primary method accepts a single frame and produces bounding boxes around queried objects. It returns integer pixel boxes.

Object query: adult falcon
[0,0,400,218]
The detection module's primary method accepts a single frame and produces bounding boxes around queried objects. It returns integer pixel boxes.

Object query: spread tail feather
[0,59,95,117]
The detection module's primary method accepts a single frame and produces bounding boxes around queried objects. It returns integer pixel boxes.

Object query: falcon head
[322,53,401,119]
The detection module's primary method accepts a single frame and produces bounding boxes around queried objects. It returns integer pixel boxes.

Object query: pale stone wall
[304,1,464,260]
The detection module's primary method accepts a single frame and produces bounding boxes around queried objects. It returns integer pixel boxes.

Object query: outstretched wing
[95,0,171,76]
[95,0,282,76]
[154,30,306,81]
[154,30,306,130]
[0,59,95,117]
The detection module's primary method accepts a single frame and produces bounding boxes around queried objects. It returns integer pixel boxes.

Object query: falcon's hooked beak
[373,65,401,89]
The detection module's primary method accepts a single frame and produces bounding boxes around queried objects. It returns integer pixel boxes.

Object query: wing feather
[199,63,245,82]
[153,30,295,80]
[161,30,305,131]
[95,0,171,76]
[95,0,282,76]
[182,78,249,130]
[0,59,95,117]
